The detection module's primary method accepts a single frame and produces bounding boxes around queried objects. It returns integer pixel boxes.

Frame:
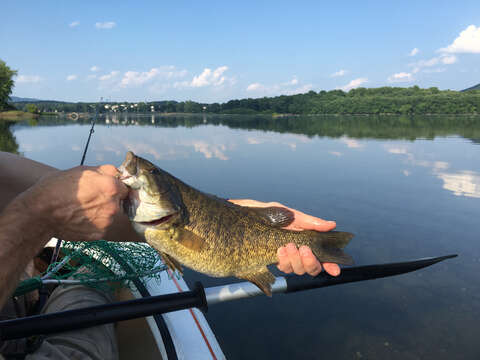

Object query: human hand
[20,165,128,242]
[228,199,341,277]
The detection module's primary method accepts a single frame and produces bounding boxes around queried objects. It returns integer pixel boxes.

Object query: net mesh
[14,240,168,297]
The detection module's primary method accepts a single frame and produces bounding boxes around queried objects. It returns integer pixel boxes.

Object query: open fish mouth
[137,213,177,226]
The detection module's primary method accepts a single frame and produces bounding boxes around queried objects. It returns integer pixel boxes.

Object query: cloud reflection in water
[385,145,480,198]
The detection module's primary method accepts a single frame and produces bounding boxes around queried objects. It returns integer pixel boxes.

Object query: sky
[1,0,480,103]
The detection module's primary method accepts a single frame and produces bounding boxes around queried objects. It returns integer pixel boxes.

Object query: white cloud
[285,77,298,85]
[387,146,409,154]
[387,72,414,83]
[95,21,116,29]
[340,137,364,149]
[409,54,457,73]
[99,71,120,81]
[90,66,100,72]
[16,75,43,83]
[172,81,190,89]
[119,66,188,89]
[69,21,80,28]
[245,133,310,150]
[246,83,264,92]
[409,48,419,56]
[246,77,311,96]
[339,78,368,91]
[191,66,229,87]
[439,25,480,54]
[331,69,347,77]
[189,141,229,160]
[441,55,457,64]
[423,68,446,73]
[386,145,480,198]
[121,68,160,87]
[436,170,480,198]
[66,74,78,81]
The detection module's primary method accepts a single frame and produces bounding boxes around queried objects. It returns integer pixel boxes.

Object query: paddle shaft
[0,255,457,340]
[0,283,206,341]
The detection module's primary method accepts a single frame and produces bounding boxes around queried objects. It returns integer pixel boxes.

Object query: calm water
[3,114,480,359]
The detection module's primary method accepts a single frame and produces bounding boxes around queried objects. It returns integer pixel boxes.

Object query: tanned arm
[0,162,129,307]
[0,195,54,306]
[0,152,142,243]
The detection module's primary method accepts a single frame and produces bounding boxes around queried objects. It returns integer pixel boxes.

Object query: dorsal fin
[248,206,295,228]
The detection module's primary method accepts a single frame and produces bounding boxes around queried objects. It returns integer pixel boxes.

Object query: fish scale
[119,151,354,296]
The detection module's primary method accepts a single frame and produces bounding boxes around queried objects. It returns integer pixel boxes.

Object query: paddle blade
[285,254,458,293]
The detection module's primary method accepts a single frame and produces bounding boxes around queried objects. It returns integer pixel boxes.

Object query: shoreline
[0,111,39,121]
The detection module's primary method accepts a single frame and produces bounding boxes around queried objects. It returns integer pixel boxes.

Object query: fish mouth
[136,212,177,227]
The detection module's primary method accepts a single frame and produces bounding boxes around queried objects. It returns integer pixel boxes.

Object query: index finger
[97,165,129,199]
[284,208,337,232]
[97,164,120,177]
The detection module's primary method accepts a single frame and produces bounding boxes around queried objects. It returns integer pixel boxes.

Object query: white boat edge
[45,239,226,360]
[132,260,226,360]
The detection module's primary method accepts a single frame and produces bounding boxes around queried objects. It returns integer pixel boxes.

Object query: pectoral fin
[160,252,184,275]
[237,268,276,297]
[249,206,295,228]
[175,228,207,252]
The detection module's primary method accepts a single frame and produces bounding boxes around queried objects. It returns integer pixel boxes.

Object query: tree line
[13,86,480,115]
[2,58,480,115]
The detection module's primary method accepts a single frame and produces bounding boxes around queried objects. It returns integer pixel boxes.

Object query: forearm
[0,152,141,243]
[0,152,56,212]
[0,195,53,307]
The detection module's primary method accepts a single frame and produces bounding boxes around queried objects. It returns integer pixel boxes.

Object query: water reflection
[0,121,19,153]
[15,113,480,142]
[385,143,480,198]
[3,113,480,360]
[340,136,364,149]
[437,171,480,198]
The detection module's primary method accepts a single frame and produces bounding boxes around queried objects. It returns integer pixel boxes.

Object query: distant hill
[10,96,43,102]
[461,83,480,92]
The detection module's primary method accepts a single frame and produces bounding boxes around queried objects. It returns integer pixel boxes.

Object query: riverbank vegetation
[0,110,38,120]
[0,60,17,112]
[12,86,480,115]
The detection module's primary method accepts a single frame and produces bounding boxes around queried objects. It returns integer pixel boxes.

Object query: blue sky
[2,0,480,102]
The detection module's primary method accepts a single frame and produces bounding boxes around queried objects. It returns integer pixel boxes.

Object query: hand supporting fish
[118,151,354,296]
[229,199,341,276]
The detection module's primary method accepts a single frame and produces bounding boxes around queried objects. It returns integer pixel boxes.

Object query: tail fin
[307,231,354,265]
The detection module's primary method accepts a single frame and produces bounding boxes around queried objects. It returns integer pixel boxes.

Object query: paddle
[0,254,457,341]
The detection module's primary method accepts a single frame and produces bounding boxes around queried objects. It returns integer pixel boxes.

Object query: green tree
[25,103,39,113]
[0,60,17,111]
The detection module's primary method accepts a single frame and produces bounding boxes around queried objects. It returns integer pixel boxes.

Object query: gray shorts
[24,285,119,360]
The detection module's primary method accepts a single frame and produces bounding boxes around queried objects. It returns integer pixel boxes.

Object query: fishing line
[49,99,101,267]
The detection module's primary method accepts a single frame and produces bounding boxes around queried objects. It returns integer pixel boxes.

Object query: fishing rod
[0,254,457,341]
[49,99,102,267]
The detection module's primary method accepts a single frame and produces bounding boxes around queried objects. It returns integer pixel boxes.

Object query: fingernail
[286,243,297,251]
[277,247,287,256]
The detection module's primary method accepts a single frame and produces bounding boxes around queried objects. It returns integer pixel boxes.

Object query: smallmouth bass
[118,151,353,296]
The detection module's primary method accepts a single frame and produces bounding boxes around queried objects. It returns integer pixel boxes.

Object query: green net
[14,240,168,297]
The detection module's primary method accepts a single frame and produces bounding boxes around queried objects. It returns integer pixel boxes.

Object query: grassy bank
[0,110,39,120]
